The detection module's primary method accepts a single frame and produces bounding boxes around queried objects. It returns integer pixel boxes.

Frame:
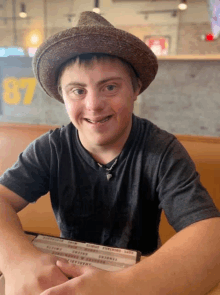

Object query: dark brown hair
[57,53,141,97]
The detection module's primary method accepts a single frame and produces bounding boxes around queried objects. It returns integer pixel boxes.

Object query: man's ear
[135,79,142,96]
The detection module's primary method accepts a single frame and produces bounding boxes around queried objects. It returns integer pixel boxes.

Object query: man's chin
[92,136,114,147]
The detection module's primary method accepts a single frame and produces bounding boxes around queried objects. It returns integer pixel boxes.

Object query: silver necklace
[97,158,118,181]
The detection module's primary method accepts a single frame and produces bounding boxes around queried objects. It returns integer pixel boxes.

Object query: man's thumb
[56,260,87,278]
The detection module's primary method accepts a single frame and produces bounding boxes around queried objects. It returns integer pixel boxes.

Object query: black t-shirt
[1,114,219,255]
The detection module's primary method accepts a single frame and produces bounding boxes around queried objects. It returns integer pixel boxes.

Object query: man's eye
[106,85,117,91]
[73,89,85,95]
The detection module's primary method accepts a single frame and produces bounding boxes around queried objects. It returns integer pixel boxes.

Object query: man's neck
[90,150,120,165]
[77,116,133,165]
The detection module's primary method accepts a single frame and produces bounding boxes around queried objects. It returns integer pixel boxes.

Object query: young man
[0,11,220,295]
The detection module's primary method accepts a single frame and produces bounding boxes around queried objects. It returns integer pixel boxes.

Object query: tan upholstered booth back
[1,123,220,243]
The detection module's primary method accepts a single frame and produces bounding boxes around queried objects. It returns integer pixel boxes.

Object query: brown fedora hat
[32,11,158,103]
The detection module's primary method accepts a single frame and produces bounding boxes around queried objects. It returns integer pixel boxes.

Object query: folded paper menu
[29,232,141,272]
[0,231,141,294]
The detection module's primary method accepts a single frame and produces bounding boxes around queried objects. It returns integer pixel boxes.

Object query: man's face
[60,58,141,152]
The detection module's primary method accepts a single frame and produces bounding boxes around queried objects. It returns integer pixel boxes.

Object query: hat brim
[33,26,158,103]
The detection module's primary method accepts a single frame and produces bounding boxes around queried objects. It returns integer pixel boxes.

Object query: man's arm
[0,184,68,295]
[122,217,220,295]
[40,217,220,295]
[0,184,35,272]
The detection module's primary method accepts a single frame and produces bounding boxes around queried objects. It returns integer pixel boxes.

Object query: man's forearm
[0,199,40,274]
[121,217,220,295]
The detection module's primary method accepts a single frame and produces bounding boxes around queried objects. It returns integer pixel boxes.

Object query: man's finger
[55,257,69,264]
[56,260,90,277]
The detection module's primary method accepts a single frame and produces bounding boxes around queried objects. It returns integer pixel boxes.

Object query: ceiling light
[178,0,187,11]
[93,0,100,14]
[30,34,40,45]
[93,7,100,14]
[19,3,27,18]
[26,30,42,47]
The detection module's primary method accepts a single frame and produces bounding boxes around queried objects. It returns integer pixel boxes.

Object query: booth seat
[0,123,220,244]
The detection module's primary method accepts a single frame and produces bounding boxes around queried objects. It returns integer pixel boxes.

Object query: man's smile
[84,115,113,124]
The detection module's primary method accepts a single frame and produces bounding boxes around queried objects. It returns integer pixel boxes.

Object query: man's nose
[84,90,105,111]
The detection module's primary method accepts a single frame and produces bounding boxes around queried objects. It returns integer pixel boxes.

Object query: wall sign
[0,57,70,126]
[2,77,37,105]
[207,0,220,37]
[144,36,170,56]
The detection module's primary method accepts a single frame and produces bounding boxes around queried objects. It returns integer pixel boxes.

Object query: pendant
[106,173,112,181]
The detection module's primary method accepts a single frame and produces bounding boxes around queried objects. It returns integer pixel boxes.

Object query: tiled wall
[137,59,220,136]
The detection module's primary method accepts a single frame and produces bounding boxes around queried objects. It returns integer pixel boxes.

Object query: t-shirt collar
[74,113,138,170]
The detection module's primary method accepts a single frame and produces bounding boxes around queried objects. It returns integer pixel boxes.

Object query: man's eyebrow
[64,76,123,89]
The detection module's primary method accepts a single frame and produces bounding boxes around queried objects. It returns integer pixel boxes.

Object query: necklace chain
[97,158,118,181]
[97,158,118,171]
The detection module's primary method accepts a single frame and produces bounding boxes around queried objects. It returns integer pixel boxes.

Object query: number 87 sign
[2,77,37,105]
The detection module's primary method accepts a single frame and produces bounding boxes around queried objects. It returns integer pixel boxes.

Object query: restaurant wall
[0,0,218,55]
[1,57,219,137]
[137,59,220,137]
[1,0,219,136]
[0,57,70,126]
[177,22,220,54]
[118,24,178,56]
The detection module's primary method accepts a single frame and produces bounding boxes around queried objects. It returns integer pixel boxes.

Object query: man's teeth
[100,116,111,123]
[87,116,111,123]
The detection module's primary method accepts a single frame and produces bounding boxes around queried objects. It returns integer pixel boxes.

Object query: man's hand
[4,251,69,295]
[40,260,128,295]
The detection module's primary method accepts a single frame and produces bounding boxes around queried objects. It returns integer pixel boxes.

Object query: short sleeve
[157,138,220,232]
[0,132,52,203]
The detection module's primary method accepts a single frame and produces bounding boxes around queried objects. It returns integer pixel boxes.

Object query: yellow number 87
[3,77,37,105]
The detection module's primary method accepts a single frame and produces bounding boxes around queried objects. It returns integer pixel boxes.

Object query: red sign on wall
[144,36,170,56]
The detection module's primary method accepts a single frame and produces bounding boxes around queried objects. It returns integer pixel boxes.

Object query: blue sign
[207,0,220,37]
[0,47,25,57]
